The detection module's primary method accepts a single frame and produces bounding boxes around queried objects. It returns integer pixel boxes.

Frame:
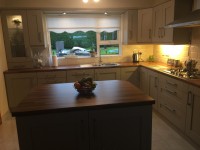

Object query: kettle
[132,52,139,63]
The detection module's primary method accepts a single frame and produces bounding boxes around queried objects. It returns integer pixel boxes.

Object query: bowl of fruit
[74,77,97,95]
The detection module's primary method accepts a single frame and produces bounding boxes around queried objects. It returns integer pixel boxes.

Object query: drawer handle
[166,81,177,87]
[166,89,177,96]
[160,104,176,113]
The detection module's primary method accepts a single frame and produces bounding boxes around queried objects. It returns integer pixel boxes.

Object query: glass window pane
[7,15,26,57]
[100,31,117,41]
[100,45,119,55]
[50,31,97,57]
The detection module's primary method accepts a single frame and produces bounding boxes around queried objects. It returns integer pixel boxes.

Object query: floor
[0,112,197,150]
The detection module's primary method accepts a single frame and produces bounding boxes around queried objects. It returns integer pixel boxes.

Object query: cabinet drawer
[159,93,186,132]
[38,78,66,84]
[37,71,66,78]
[159,74,188,92]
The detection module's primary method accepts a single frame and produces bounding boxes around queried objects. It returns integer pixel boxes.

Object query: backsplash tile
[58,45,154,66]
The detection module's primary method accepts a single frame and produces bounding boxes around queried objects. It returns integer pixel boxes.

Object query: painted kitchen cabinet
[95,68,120,81]
[16,106,152,150]
[139,67,149,95]
[5,73,37,108]
[1,10,46,69]
[120,67,139,87]
[138,8,153,43]
[152,0,192,44]
[67,69,95,82]
[186,85,200,146]
[27,10,46,46]
[148,70,159,111]
[1,10,33,69]
[158,74,188,132]
[17,111,89,150]
[37,71,66,84]
[122,10,138,44]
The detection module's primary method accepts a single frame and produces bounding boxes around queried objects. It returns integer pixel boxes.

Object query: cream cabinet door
[67,69,95,82]
[139,67,149,95]
[186,85,200,146]
[5,73,37,108]
[120,67,139,87]
[95,68,120,81]
[138,8,152,43]
[27,10,45,46]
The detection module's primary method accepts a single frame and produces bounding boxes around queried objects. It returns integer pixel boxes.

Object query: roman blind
[46,14,121,33]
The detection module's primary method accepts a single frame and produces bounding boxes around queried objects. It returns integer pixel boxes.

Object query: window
[46,14,121,57]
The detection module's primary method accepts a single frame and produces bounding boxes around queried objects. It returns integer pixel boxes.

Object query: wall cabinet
[5,73,37,108]
[1,10,46,69]
[138,8,153,43]
[186,85,200,146]
[95,68,120,81]
[27,10,46,46]
[16,106,152,150]
[120,67,139,87]
[67,69,95,82]
[37,71,66,84]
[122,10,138,44]
[152,0,192,44]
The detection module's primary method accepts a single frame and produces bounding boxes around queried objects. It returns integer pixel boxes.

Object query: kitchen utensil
[132,52,139,63]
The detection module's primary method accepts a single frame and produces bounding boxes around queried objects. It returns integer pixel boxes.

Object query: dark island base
[16,105,152,150]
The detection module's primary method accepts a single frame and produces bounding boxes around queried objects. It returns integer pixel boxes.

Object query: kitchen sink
[92,63,120,67]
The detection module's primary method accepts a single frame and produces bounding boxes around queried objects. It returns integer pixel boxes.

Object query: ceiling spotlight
[62,12,66,15]
[94,0,100,2]
[104,12,108,15]
[83,0,89,3]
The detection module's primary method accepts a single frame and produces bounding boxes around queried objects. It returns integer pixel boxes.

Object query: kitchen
[0,0,200,149]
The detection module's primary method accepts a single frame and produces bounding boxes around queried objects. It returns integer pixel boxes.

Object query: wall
[58,45,154,65]
[2,0,153,9]
[0,16,9,121]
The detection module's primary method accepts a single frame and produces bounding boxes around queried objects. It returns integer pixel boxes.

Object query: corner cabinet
[5,73,37,108]
[122,10,138,44]
[16,106,152,150]
[138,8,153,43]
[152,0,192,44]
[120,67,139,87]
[1,10,46,69]
[186,85,200,146]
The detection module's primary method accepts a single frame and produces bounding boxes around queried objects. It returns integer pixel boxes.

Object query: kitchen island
[11,80,155,150]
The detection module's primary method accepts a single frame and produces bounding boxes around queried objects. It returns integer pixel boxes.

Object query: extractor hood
[166,9,200,28]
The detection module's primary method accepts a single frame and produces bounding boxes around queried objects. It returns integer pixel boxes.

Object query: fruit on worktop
[74,77,97,94]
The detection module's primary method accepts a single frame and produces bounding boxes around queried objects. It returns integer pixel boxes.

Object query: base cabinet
[16,106,152,150]
[5,73,37,108]
[186,85,200,146]
[139,67,149,95]
[120,67,139,87]
[95,68,120,81]
[67,69,95,82]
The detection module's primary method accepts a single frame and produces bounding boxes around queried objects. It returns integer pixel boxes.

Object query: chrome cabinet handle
[166,89,177,96]
[187,91,193,106]
[160,103,176,113]
[166,81,177,87]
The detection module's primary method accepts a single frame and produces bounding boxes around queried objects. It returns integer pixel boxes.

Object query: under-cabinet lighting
[82,0,100,3]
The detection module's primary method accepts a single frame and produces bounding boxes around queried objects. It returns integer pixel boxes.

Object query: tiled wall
[58,45,154,66]
[153,27,200,70]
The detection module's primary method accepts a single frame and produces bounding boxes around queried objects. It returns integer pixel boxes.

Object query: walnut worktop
[11,80,155,116]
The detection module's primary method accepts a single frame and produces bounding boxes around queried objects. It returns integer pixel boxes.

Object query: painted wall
[0,16,9,120]
[2,0,153,9]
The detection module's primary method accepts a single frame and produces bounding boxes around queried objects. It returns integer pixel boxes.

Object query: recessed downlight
[83,0,89,3]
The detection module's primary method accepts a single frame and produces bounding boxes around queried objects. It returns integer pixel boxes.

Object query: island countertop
[11,80,155,116]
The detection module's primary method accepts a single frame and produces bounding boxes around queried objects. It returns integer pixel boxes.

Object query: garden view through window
[50,30,119,57]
